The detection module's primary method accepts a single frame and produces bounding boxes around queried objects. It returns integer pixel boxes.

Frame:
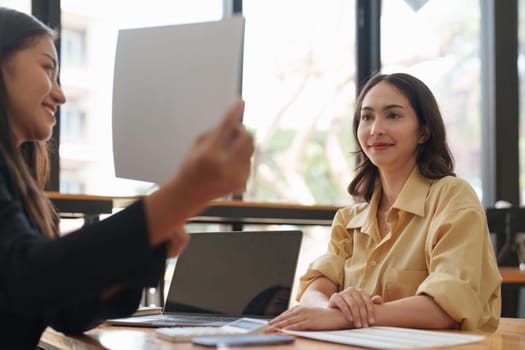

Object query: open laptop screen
[164,230,303,318]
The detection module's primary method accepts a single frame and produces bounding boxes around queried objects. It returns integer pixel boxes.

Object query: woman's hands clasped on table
[269,287,383,331]
[328,287,383,328]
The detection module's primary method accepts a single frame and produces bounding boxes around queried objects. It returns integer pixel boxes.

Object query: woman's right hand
[328,287,383,328]
[166,226,190,258]
[144,99,254,251]
[172,99,254,203]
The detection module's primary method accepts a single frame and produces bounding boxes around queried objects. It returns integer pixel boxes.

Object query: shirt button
[370,260,377,267]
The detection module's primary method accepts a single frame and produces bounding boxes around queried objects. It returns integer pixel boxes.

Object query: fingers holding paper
[143,99,254,249]
[212,98,254,193]
[166,226,190,258]
[177,98,254,199]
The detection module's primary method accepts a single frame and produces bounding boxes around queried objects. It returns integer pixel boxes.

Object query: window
[60,102,87,143]
[59,0,223,196]
[242,0,357,206]
[61,28,86,67]
[381,0,482,199]
[0,0,29,12]
[60,169,86,194]
[239,1,357,297]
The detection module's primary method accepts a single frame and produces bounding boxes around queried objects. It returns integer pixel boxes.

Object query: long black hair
[0,7,58,237]
[348,73,455,202]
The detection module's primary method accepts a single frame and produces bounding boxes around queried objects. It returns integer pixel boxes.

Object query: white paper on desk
[282,326,485,349]
[112,16,244,185]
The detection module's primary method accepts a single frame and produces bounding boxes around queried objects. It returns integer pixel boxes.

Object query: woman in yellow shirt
[270,73,501,332]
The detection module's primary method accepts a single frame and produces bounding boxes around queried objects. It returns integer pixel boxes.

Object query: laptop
[106,230,303,327]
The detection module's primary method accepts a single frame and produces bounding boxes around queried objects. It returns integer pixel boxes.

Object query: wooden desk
[500,267,525,284]
[45,192,340,227]
[39,318,525,350]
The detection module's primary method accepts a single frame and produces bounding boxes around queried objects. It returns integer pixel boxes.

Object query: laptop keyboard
[157,315,239,325]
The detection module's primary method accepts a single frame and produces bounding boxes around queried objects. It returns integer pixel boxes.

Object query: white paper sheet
[283,326,485,349]
[112,16,244,185]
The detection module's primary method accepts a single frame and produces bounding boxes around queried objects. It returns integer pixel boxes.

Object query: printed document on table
[282,326,484,349]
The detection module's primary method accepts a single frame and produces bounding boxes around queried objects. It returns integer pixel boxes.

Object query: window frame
[32,0,518,209]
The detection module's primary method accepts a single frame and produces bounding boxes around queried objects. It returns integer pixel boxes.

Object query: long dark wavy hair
[348,73,455,202]
[0,7,58,238]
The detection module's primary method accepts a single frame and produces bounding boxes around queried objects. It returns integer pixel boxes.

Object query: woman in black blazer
[0,7,254,348]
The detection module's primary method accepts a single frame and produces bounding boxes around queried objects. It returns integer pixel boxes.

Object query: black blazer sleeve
[0,159,167,325]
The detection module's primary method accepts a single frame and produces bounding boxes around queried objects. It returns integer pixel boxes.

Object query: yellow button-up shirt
[298,167,501,332]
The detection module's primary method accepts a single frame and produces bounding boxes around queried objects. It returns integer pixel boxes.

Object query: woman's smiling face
[357,81,427,173]
[2,35,65,145]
